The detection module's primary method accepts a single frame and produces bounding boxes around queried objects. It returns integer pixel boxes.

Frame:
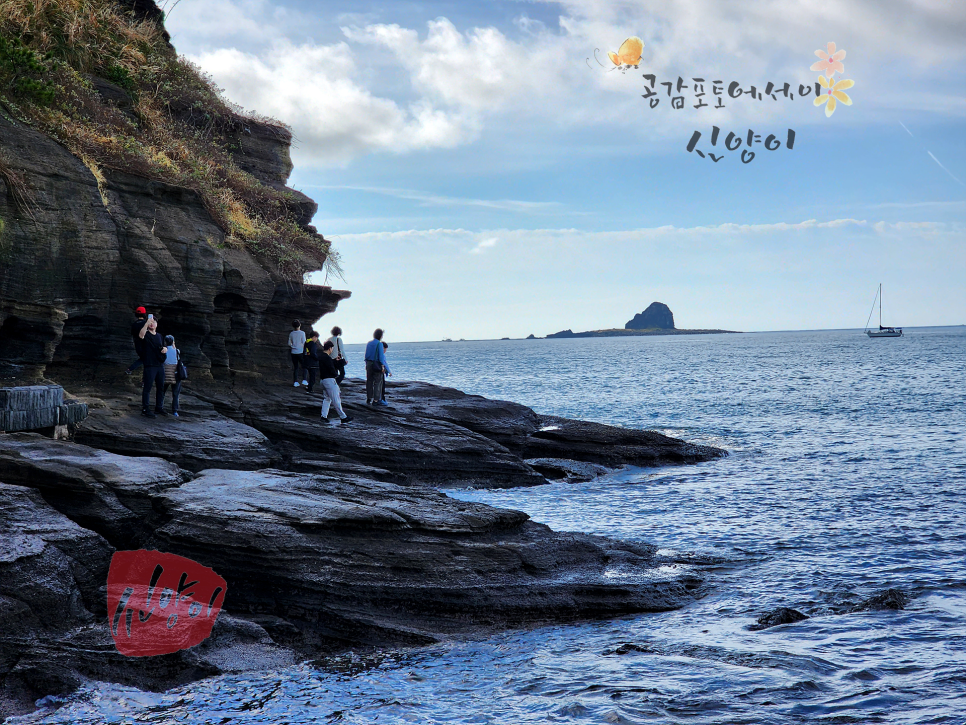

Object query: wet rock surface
[0,376,726,717]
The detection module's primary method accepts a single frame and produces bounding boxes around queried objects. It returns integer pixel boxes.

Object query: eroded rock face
[0,113,348,381]
[146,468,701,649]
[626,302,675,330]
[0,433,707,716]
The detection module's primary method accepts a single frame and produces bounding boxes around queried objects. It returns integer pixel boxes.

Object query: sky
[164,0,966,343]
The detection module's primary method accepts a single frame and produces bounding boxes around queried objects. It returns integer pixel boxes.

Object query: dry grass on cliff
[0,0,336,280]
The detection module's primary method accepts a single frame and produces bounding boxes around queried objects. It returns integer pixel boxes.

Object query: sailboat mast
[879,283,882,328]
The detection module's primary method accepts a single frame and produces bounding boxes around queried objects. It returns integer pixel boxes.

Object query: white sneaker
[302,379,309,386]
[293,382,300,387]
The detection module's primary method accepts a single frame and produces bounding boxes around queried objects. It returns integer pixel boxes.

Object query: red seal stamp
[107,550,227,657]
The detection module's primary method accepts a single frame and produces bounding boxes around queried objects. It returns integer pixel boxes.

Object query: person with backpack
[319,341,352,425]
[161,335,185,417]
[303,330,322,393]
[288,320,307,386]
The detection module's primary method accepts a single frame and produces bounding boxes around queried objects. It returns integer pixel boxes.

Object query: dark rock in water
[525,458,612,483]
[626,302,675,330]
[526,334,537,339]
[749,607,810,631]
[850,588,908,612]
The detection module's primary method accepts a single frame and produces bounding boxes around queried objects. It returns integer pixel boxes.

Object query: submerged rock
[749,607,810,631]
[850,588,909,612]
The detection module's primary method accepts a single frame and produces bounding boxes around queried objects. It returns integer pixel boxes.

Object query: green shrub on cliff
[0,0,337,280]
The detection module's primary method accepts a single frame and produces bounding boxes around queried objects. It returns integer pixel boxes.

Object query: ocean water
[11,328,966,725]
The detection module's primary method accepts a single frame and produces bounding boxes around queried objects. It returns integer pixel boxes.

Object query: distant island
[546,302,738,338]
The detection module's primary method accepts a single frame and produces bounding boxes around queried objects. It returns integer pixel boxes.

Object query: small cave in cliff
[205,293,255,375]
[0,315,51,372]
[157,300,206,357]
[53,313,107,363]
[0,316,23,360]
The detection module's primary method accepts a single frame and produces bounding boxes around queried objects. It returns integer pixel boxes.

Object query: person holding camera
[327,326,348,384]
[125,306,148,374]
[138,314,168,417]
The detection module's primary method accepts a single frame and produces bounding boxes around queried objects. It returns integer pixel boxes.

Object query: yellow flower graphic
[814,75,854,117]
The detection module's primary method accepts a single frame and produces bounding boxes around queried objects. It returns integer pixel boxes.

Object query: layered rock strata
[0,426,711,718]
[0,112,348,382]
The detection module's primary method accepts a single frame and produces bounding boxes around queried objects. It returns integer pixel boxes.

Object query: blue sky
[165,0,966,342]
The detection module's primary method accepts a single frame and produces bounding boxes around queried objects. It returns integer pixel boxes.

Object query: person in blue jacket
[364,328,388,406]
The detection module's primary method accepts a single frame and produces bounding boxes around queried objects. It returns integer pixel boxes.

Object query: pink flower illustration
[810,42,846,78]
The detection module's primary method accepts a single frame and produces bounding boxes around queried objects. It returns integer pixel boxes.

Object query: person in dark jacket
[125,306,148,374]
[319,341,351,425]
[138,315,168,417]
[303,331,322,393]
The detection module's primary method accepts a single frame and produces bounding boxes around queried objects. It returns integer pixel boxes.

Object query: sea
[9,327,966,725]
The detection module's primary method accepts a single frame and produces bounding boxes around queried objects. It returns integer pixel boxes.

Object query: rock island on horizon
[546,302,739,338]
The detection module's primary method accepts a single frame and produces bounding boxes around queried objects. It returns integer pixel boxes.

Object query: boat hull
[866,329,903,338]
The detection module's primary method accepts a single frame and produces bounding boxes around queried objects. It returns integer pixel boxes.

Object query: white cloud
[305,185,563,212]
[314,217,965,342]
[189,43,478,166]
[470,237,499,254]
[174,0,966,168]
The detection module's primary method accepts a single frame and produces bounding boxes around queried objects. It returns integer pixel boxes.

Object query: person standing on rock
[380,341,392,403]
[327,326,348,384]
[125,306,148,375]
[288,320,307,387]
[364,329,388,406]
[303,330,323,393]
[319,341,352,425]
[161,335,183,418]
[138,315,168,418]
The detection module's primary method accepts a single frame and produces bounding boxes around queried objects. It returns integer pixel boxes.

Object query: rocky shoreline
[0,375,726,718]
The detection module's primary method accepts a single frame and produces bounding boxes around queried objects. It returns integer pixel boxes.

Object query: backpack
[303,340,316,363]
[175,349,188,381]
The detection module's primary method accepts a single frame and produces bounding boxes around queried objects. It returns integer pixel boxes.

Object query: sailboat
[864,283,903,338]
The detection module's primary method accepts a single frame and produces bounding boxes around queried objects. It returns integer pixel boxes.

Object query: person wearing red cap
[125,306,148,375]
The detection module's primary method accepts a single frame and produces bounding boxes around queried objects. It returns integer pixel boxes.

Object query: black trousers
[142,366,165,411]
[291,352,306,382]
[305,365,319,392]
[335,359,346,384]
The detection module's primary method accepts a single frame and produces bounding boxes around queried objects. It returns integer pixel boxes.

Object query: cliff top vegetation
[0,0,336,280]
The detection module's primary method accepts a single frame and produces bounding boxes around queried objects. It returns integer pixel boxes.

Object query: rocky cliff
[0,0,348,380]
[0,111,347,381]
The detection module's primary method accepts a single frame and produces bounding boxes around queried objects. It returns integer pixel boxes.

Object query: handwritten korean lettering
[686,128,796,163]
[642,76,821,109]
[107,550,227,656]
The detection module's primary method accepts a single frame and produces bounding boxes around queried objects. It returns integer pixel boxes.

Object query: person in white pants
[319,341,352,425]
